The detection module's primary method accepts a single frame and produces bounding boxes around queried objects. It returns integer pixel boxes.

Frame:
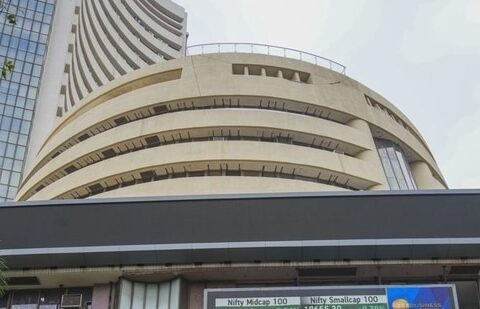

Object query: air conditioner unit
[61,294,82,308]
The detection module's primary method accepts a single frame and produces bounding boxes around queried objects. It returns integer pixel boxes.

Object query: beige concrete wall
[60,0,187,113]
[18,53,447,200]
[93,177,348,199]
[410,161,445,189]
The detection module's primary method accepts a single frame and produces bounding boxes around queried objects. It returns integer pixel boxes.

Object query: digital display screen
[205,285,458,309]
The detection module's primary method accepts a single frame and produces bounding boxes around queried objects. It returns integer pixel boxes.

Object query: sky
[175,0,480,189]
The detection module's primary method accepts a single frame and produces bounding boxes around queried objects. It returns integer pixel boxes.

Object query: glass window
[377,147,399,190]
[7,185,17,199]
[0,184,7,197]
[28,41,38,53]
[32,21,41,33]
[39,34,48,44]
[11,118,21,132]
[13,159,23,172]
[19,38,29,51]
[15,145,26,160]
[1,116,12,130]
[1,35,10,46]
[0,0,55,201]
[23,109,33,121]
[25,52,35,62]
[8,132,18,143]
[5,143,16,158]
[4,105,14,116]
[0,131,7,142]
[41,24,49,35]
[37,1,46,12]
[45,3,54,14]
[1,170,11,184]
[10,172,21,186]
[11,289,38,309]
[32,64,42,77]
[27,87,37,99]
[18,84,28,97]
[375,139,417,190]
[30,32,40,42]
[26,8,35,20]
[16,97,27,108]
[34,12,44,22]
[20,121,31,134]
[387,147,408,189]
[39,289,62,309]
[2,158,13,170]
[18,134,28,146]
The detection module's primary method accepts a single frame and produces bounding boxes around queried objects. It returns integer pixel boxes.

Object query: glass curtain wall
[375,139,417,190]
[0,0,55,201]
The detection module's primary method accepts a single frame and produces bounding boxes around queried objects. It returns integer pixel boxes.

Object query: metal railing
[186,43,346,74]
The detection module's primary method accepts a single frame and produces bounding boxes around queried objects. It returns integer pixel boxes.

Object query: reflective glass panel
[375,139,417,190]
[0,0,55,201]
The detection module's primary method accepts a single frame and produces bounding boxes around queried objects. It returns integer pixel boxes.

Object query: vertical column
[92,284,112,309]
[410,161,445,189]
[187,283,205,309]
[347,118,389,190]
[292,72,301,82]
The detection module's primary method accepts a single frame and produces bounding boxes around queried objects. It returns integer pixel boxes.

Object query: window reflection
[375,139,417,190]
[0,0,55,201]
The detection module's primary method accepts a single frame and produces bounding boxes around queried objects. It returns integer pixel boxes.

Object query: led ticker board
[205,285,458,309]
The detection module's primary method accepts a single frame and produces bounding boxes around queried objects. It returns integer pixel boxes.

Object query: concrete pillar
[92,284,111,309]
[347,118,389,190]
[292,72,301,82]
[260,67,267,76]
[243,66,249,75]
[187,283,205,309]
[410,161,445,189]
[276,69,283,79]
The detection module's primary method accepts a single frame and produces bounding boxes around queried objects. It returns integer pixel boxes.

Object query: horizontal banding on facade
[17,109,371,200]
[26,141,382,200]
[19,53,446,200]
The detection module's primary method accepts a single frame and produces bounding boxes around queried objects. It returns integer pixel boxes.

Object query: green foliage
[0,258,6,296]
[6,12,15,24]
[1,58,14,80]
[0,1,18,80]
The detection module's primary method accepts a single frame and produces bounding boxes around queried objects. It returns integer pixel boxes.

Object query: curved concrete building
[61,0,187,113]
[24,0,188,182]
[17,50,446,201]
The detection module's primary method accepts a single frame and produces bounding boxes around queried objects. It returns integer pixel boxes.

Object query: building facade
[0,0,188,202]
[0,0,56,201]
[24,0,188,179]
[2,191,480,309]
[17,49,446,201]
[3,1,473,309]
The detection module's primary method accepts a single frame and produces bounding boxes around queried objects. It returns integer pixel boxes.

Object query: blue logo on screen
[387,286,454,309]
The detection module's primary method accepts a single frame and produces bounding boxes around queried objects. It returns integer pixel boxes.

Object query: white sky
[175,0,480,189]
